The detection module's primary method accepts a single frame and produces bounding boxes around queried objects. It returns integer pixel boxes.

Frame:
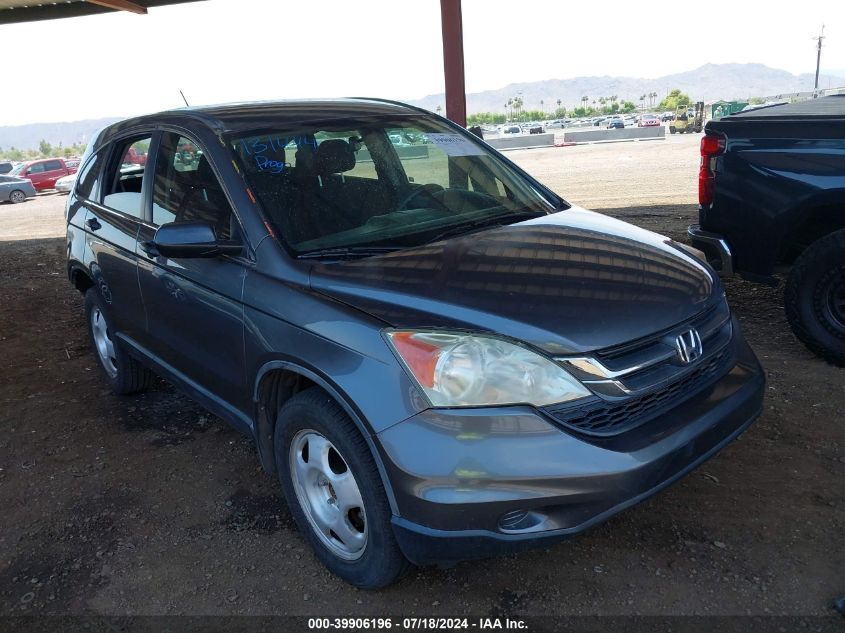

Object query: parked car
[500,125,521,135]
[689,95,845,365]
[66,99,764,588]
[9,157,78,192]
[54,172,77,194]
[606,117,624,129]
[0,161,13,174]
[122,147,146,166]
[661,111,674,122]
[0,174,37,203]
[638,114,661,127]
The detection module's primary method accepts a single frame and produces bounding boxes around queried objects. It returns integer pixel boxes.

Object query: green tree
[467,112,507,125]
[511,97,524,121]
[38,139,53,157]
[658,88,692,111]
[621,101,637,114]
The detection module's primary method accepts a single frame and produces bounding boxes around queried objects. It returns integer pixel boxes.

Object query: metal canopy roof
[0,0,204,24]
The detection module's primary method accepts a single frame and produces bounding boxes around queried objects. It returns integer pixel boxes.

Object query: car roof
[94,98,428,147]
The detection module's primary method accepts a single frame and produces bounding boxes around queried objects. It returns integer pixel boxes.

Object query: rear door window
[101,136,152,218]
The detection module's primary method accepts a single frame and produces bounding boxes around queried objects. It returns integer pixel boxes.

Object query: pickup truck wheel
[669,126,676,134]
[9,190,26,204]
[274,388,408,588]
[84,290,154,394]
[785,229,845,367]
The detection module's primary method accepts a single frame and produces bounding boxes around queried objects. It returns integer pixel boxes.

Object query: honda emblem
[675,328,703,365]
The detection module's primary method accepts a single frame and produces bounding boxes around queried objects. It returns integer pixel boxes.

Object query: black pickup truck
[689,95,845,366]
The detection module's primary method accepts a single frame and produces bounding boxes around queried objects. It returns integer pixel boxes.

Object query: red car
[638,114,661,127]
[122,147,147,165]
[9,158,78,192]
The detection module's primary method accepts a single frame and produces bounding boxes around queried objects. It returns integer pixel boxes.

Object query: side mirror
[145,221,243,258]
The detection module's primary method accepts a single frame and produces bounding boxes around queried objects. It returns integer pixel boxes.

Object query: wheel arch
[252,359,400,516]
[778,197,845,265]
[68,263,95,294]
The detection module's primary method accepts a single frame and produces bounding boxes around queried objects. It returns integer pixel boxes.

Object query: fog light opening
[498,509,547,533]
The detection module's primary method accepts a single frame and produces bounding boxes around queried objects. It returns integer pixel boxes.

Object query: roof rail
[347,97,437,118]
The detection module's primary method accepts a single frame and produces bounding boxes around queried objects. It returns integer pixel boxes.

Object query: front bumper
[377,329,764,565]
[688,224,734,276]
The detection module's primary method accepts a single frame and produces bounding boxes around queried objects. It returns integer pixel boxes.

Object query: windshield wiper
[297,245,401,260]
[425,210,547,245]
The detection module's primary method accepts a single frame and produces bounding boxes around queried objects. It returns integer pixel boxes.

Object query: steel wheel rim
[823,267,845,331]
[90,306,118,378]
[289,429,368,561]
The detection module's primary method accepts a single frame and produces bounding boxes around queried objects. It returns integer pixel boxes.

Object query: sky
[0,0,842,125]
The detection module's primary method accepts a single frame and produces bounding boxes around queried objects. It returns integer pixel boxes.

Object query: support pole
[439,0,467,127]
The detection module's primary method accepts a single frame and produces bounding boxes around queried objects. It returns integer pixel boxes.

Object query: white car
[54,172,77,194]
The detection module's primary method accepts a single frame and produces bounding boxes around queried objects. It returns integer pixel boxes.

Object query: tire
[9,189,26,204]
[274,388,408,588]
[669,126,676,134]
[785,229,845,366]
[84,289,154,394]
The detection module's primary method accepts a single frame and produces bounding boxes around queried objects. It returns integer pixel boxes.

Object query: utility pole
[813,25,825,97]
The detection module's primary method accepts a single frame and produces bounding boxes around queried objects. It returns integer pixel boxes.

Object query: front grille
[544,346,734,437]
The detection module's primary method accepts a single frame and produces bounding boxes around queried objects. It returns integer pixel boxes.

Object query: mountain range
[2,63,844,151]
[408,63,845,113]
[0,117,122,154]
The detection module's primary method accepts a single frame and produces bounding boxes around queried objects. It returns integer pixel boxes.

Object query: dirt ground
[0,134,843,622]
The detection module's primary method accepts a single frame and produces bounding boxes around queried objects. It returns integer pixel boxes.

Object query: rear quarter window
[75,153,103,201]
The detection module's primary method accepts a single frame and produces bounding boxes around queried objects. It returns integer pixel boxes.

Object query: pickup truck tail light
[699,133,726,207]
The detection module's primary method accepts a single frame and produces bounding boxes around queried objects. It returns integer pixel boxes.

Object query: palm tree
[512,96,524,121]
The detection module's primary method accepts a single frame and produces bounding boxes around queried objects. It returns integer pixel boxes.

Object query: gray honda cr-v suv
[66,99,764,588]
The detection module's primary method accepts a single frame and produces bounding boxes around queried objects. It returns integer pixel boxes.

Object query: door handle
[85,218,102,231]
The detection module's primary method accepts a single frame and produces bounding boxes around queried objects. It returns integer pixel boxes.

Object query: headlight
[385,331,591,407]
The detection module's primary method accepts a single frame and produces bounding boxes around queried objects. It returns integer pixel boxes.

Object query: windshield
[230,115,563,256]
[9,164,25,176]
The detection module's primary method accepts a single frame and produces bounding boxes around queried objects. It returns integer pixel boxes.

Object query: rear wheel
[785,229,845,366]
[669,126,676,134]
[9,189,26,204]
[84,290,154,393]
[274,388,408,588]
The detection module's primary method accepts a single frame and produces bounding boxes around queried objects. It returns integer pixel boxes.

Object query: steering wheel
[395,185,443,211]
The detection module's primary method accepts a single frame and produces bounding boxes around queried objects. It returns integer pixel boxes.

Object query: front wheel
[785,229,845,366]
[274,388,408,588]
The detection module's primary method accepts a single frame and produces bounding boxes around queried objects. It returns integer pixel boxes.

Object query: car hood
[308,206,717,355]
